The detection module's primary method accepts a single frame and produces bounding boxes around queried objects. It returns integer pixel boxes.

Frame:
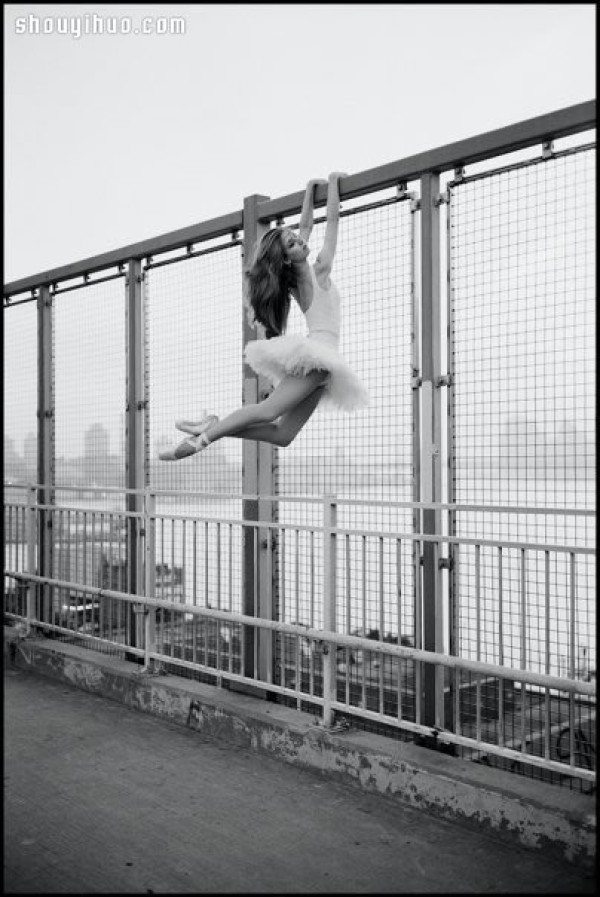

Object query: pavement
[4,666,596,894]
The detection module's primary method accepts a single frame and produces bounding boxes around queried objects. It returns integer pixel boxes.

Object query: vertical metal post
[420,173,445,730]
[241,194,273,686]
[323,495,338,727]
[126,259,145,656]
[411,196,423,718]
[143,491,157,671]
[37,285,54,624]
[26,485,38,633]
[445,180,459,732]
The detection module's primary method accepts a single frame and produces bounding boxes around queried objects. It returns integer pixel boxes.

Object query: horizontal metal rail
[8,500,593,554]
[4,482,595,516]
[4,612,146,659]
[3,211,244,298]
[50,271,127,297]
[4,100,594,298]
[2,269,125,305]
[326,699,595,784]
[257,101,595,221]
[143,237,242,272]
[446,140,597,190]
[8,599,589,783]
[5,570,595,698]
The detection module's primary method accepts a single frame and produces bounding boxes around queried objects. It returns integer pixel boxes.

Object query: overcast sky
[4,3,596,283]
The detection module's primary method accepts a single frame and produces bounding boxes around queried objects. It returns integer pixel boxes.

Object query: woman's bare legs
[159,370,328,460]
[225,382,326,446]
[204,370,328,446]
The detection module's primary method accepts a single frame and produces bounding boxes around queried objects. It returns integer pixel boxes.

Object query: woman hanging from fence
[159,171,368,461]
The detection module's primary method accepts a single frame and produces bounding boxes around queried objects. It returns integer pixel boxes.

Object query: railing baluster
[345,534,351,706]
[520,549,527,758]
[396,537,402,721]
[475,544,481,744]
[415,535,422,728]
[498,546,504,747]
[60,508,66,631]
[568,552,576,767]
[216,522,221,672]
[26,486,37,633]
[544,550,550,761]
[144,493,157,671]
[361,535,367,709]
[240,524,246,678]
[229,522,233,675]
[182,516,187,654]
[253,524,259,681]
[170,518,175,660]
[295,528,300,705]
[323,496,337,727]
[379,536,385,716]
[280,527,286,687]
[3,484,595,783]
[192,519,197,666]
[203,522,209,669]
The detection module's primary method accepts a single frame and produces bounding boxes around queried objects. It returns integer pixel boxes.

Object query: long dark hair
[246,228,297,339]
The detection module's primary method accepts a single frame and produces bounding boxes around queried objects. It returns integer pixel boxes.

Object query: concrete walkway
[4,667,595,894]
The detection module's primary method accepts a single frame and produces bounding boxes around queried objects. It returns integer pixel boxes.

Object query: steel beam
[126,259,145,655]
[241,195,274,687]
[5,102,594,299]
[256,101,595,222]
[4,211,244,298]
[420,173,445,730]
[37,285,54,621]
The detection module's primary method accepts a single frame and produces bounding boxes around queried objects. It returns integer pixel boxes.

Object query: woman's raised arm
[298,178,327,242]
[315,171,347,277]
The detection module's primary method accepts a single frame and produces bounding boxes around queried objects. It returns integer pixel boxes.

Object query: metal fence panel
[53,280,127,501]
[51,279,128,635]
[145,245,244,631]
[4,302,38,491]
[3,104,596,790]
[273,194,418,702]
[448,146,596,683]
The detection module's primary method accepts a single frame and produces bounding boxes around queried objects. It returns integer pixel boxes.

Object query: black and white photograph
[4,3,596,893]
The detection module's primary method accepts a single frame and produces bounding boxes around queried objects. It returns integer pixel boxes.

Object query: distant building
[85,423,110,458]
[23,432,37,479]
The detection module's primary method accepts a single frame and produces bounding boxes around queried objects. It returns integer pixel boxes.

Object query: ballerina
[159,171,368,462]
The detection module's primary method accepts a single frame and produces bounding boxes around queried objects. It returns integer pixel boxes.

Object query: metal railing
[4,100,596,792]
[4,483,595,787]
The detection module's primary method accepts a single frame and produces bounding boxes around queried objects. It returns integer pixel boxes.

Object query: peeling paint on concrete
[62,659,105,692]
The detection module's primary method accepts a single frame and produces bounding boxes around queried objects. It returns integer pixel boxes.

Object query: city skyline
[5,411,596,481]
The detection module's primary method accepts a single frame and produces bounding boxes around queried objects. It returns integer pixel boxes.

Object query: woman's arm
[298,178,327,242]
[314,172,347,277]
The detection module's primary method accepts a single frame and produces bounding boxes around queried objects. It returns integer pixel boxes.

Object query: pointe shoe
[159,434,209,462]
[175,414,219,436]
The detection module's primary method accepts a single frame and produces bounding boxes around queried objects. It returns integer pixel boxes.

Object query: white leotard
[304,266,341,346]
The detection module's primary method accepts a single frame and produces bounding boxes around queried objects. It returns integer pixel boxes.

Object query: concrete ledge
[5,627,596,868]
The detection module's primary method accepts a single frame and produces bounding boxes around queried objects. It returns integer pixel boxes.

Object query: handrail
[4,100,594,298]
[3,212,243,299]
[257,101,596,221]
[4,569,596,698]
[3,482,595,516]
[5,498,595,553]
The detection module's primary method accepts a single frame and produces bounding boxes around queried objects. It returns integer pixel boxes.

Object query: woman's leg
[159,370,328,460]
[204,370,328,446]
[227,383,326,446]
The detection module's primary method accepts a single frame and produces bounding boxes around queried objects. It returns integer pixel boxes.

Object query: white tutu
[244,332,369,413]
